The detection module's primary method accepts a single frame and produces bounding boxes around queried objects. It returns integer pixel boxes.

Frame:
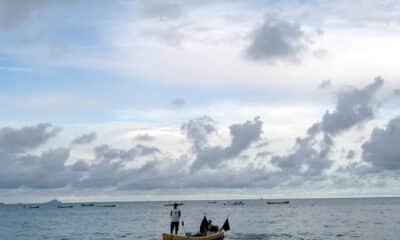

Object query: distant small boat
[232,201,245,206]
[208,201,217,204]
[28,205,40,209]
[267,200,290,205]
[96,204,117,207]
[81,203,95,207]
[164,203,184,207]
[58,205,73,208]
[224,201,244,206]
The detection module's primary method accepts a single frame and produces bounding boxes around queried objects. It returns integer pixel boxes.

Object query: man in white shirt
[170,203,181,235]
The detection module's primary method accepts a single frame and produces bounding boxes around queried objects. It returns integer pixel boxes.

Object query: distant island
[45,199,63,205]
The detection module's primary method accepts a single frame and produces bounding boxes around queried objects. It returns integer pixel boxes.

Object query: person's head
[173,203,178,209]
[208,220,212,224]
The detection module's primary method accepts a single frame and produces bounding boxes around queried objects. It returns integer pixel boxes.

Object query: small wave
[116,232,133,238]
[230,233,302,240]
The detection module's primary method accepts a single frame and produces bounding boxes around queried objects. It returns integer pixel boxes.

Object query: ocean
[1,197,400,240]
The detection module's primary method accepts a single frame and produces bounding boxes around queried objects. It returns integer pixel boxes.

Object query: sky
[1,0,400,203]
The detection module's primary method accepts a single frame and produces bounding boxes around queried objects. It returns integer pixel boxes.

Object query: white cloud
[3,0,400,92]
[0,65,31,72]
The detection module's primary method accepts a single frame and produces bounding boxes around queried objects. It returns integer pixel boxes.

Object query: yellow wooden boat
[162,231,224,240]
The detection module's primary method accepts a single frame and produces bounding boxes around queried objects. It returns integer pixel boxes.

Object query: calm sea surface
[1,198,400,240]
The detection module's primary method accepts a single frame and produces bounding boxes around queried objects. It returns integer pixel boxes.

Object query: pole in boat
[221,218,230,231]
[181,220,186,235]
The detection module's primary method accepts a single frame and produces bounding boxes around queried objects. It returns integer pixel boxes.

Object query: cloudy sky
[1,0,400,203]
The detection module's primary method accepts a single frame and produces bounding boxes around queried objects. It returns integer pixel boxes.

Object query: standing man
[170,203,181,235]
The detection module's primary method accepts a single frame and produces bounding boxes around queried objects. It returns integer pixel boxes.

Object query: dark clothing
[200,216,208,235]
[170,221,179,235]
[208,224,219,232]
[222,218,230,231]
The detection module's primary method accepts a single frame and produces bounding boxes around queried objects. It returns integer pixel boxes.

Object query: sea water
[1,197,400,240]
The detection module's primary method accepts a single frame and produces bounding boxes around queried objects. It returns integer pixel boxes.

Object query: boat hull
[162,232,224,240]
[267,201,289,205]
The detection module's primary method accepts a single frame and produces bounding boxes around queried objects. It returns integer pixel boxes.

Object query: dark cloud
[0,123,168,191]
[362,116,400,170]
[190,117,263,171]
[136,144,161,155]
[76,144,162,188]
[133,0,184,20]
[318,80,332,89]
[71,160,90,172]
[71,132,97,145]
[119,164,275,190]
[271,134,333,177]
[270,78,384,177]
[227,117,263,158]
[314,77,384,135]
[0,147,79,189]
[0,123,79,189]
[75,153,128,188]
[171,98,186,108]
[0,0,50,29]
[335,160,392,185]
[0,123,60,153]
[177,167,269,189]
[0,1,114,30]
[346,150,355,160]
[0,124,159,190]
[181,116,216,152]
[94,144,160,162]
[245,18,311,63]
[0,0,117,58]
[133,134,155,141]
